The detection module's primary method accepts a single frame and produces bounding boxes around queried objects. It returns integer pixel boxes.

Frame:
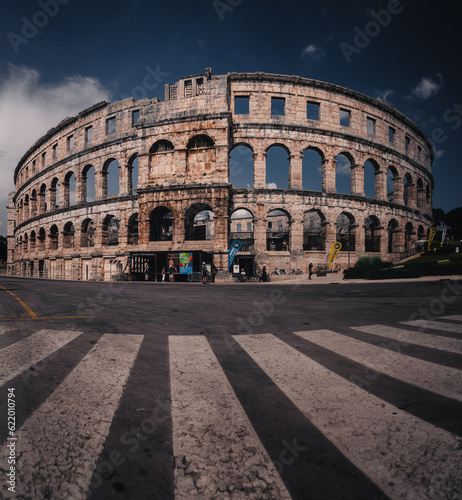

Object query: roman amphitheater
[7,69,433,281]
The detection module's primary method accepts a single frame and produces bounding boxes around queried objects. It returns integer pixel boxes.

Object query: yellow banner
[329,242,342,270]
[427,227,436,249]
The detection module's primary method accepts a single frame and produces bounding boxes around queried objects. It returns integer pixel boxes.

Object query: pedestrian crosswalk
[0,317,461,499]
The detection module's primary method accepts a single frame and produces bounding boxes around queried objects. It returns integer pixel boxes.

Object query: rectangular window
[196,77,205,95]
[389,127,395,143]
[107,117,116,135]
[278,220,283,230]
[307,101,320,121]
[53,144,58,159]
[32,160,36,173]
[237,223,242,232]
[184,79,193,98]
[247,222,252,231]
[85,126,93,143]
[367,117,376,135]
[340,108,351,127]
[42,152,46,167]
[68,135,74,152]
[132,110,140,126]
[271,97,285,116]
[234,96,249,114]
[418,145,422,159]
[268,221,272,229]
[405,136,410,151]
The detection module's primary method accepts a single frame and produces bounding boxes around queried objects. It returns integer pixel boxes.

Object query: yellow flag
[329,242,342,270]
[427,227,436,250]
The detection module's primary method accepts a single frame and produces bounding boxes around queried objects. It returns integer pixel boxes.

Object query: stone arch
[303,209,326,251]
[128,213,139,245]
[335,153,352,195]
[425,183,431,207]
[186,135,215,176]
[150,140,174,179]
[149,206,173,241]
[49,225,58,250]
[102,215,119,246]
[24,194,30,220]
[416,178,425,209]
[267,208,290,251]
[64,171,76,207]
[185,203,214,241]
[81,218,95,248]
[63,221,75,249]
[418,225,425,241]
[365,215,381,252]
[37,227,46,252]
[102,158,120,197]
[266,144,290,189]
[405,222,415,251]
[388,219,400,253]
[387,166,399,202]
[23,233,28,254]
[364,159,380,199]
[229,144,254,188]
[82,164,96,202]
[30,189,37,217]
[404,173,415,207]
[129,154,139,195]
[336,212,356,251]
[30,230,36,252]
[50,177,60,209]
[302,147,324,192]
[39,183,48,214]
[230,208,254,251]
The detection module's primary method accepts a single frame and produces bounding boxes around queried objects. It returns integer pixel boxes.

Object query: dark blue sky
[0,0,461,232]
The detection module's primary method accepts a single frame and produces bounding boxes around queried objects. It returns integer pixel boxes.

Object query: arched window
[185,204,214,241]
[404,174,413,207]
[364,159,379,199]
[230,209,254,251]
[266,145,289,189]
[83,165,96,202]
[30,190,37,217]
[130,156,139,195]
[103,159,120,197]
[24,194,30,220]
[64,171,76,207]
[30,230,36,252]
[39,184,47,214]
[335,154,352,195]
[388,219,399,253]
[49,225,58,250]
[416,178,424,209]
[128,213,139,245]
[229,145,254,188]
[303,210,326,251]
[150,207,173,241]
[387,167,398,202]
[150,140,174,179]
[302,148,323,192]
[267,209,290,251]
[23,233,28,254]
[50,178,60,209]
[336,213,356,251]
[37,228,46,252]
[405,222,414,251]
[81,218,95,248]
[365,216,381,252]
[103,215,119,246]
[63,222,75,249]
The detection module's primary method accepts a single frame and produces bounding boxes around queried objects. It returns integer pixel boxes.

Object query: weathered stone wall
[8,70,433,280]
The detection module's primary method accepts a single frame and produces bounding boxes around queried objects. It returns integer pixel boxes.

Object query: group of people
[161,259,176,282]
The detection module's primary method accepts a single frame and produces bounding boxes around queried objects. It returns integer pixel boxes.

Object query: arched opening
[103,159,120,197]
[102,215,119,246]
[30,230,36,252]
[303,209,326,251]
[425,184,431,207]
[229,144,254,188]
[388,219,399,253]
[267,209,290,251]
[150,207,173,241]
[81,218,95,248]
[128,213,139,245]
[230,209,254,251]
[405,222,414,251]
[418,225,425,241]
[387,167,398,202]
[30,190,37,217]
[39,184,47,214]
[63,222,75,249]
[185,204,214,241]
[364,159,378,199]
[416,178,424,209]
[404,173,413,207]
[23,233,28,254]
[302,148,323,191]
[24,194,30,220]
[64,171,76,207]
[83,165,96,202]
[365,216,381,252]
[130,156,139,195]
[50,178,59,209]
[49,225,58,250]
[186,135,215,175]
[150,140,174,179]
[336,213,356,252]
[37,228,46,252]
[335,154,352,195]
[266,145,289,189]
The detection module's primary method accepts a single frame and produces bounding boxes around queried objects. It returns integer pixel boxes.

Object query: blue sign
[228,240,241,269]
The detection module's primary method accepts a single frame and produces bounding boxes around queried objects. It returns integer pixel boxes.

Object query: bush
[344,256,391,279]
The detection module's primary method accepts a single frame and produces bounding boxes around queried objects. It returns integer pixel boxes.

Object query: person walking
[308,261,313,280]
[261,265,269,282]
[202,262,208,284]
[168,259,176,282]
[161,267,166,282]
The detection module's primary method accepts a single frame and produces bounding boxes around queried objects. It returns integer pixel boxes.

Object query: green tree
[446,207,462,240]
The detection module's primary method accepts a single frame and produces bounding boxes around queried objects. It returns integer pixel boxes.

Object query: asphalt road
[0,276,461,499]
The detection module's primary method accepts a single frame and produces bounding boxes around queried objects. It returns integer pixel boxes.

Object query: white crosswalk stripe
[402,319,462,333]
[6,334,143,500]
[352,324,462,354]
[169,335,291,499]
[0,325,11,336]
[441,315,462,321]
[0,329,83,386]
[234,333,462,500]
[293,329,462,402]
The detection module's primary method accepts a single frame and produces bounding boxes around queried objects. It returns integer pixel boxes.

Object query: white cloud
[301,44,326,60]
[375,88,394,103]
[266,182,278,189]
[434,148,445,160]
[410,74,444,100]
[0,65,111,234]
